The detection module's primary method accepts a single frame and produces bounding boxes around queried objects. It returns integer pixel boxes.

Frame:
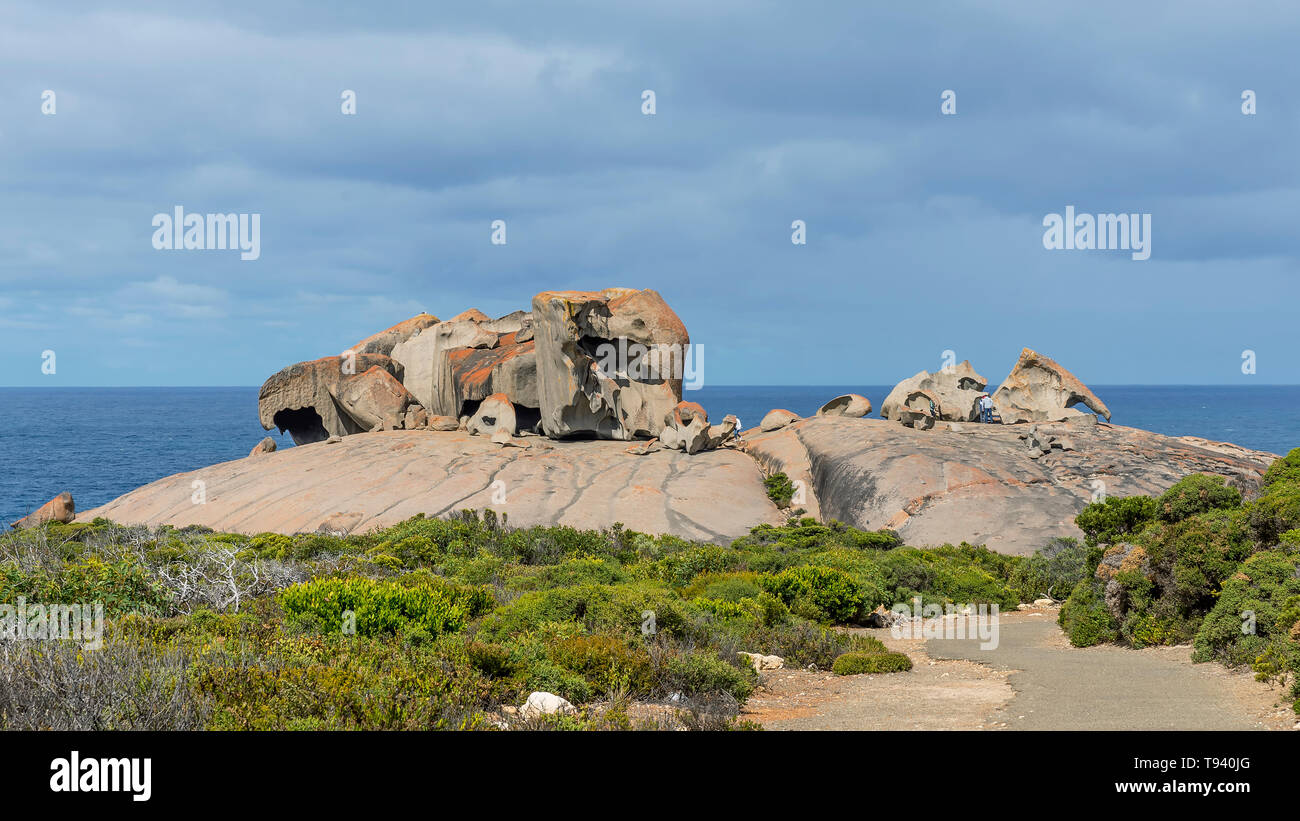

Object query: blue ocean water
[2,386,1298,526]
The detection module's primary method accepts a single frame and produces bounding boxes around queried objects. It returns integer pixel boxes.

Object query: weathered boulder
[817,394,872,418]
[660,401,711,454]
[258,353,406,445]
[335,365,415,432]
[992,348,1111,424]
[738,652,785,672]
[521,691,576,720]
[350,313,440,356]
[11,492,75,529]
[428,415,460,431]
[443,332,537,424]
[468,393,518,436]
[881,361,987,423]
[531,288,689,440]
[760,409,800,431]
[249,437,277,457]
[707,414,740,448]
[389,318,499,413]
[896,389,942,430]
[404,405,429,431]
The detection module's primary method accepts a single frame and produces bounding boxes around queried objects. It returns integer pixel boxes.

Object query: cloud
[0,0,1298,386]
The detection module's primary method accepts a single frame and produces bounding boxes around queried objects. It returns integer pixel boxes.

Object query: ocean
[2,385,1298,526]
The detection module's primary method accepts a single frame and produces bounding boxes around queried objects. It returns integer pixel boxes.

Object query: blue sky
[2,0,1297,387]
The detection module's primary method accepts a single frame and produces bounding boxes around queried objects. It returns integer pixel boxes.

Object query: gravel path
[749,609,1293,731]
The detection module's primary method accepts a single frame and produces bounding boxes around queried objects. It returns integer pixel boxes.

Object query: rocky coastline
[11,287,1277,554]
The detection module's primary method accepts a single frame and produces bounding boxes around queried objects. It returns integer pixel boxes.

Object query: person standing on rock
[979,394,994,423]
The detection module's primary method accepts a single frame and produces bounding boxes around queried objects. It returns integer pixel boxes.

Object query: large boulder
[389,310,539,425]
[659,401,711,454]
[11,492,75,529]
[760,409,800,431]
[467,393,518,436]
[531,288,689,440]
[389,318,499,414]
[335,365,416,431]
[817,394,872,418]
[258,353,407,444]
[881,360,987,423]
[992,348,1111,424]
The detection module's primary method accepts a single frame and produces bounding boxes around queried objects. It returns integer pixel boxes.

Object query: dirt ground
[743,606,1299,731]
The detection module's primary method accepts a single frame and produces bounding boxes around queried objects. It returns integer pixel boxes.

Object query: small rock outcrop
[249,437,277,457]
[817,393,872,418]
[738,652,785,672]
[521,691,576,720]
[992,348,1111,424]
[760,409,800,431]
[11,492,75,529]
[881,360,987,423]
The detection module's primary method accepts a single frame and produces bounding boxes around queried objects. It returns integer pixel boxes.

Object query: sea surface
[2,385,1298,525]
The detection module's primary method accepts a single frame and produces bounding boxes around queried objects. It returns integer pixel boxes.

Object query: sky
[1,0,1298,388]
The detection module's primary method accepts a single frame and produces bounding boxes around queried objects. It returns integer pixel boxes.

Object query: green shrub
[831,651,912,675]
[1192,550,1300,668]
[664,652,757,702]
[1075,495,1158,547]
[479,582,691,641]
[876,545,1022,610]
[1262,448,1300,490]
[1156,474,1242,523]
[278,575,492,638]
[1058,580,1117,647]
[548,633,654,696]
[760,565,868,624]
[1008,537,1091,601]
[764,472,796,509]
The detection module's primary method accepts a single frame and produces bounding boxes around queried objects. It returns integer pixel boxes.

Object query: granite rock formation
[992,348,1112,423]
[745,416,1275,555]
[531,288,689,440]
[881,360,987,423]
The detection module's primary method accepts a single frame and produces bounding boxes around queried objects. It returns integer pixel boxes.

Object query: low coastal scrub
[832,650,913,676]
[0,513,921,729]
[9,489,1230,729]
[1062,450,1300,713]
